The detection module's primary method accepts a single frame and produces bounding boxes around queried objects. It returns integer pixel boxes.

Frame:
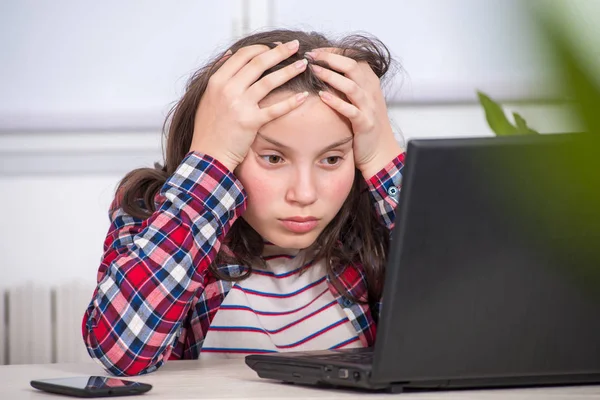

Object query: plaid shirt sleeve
[366,152,405,230]
[82,152,246,376]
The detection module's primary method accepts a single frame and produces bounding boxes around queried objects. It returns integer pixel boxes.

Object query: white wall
[0,0,556,132]
[0,1,239,131]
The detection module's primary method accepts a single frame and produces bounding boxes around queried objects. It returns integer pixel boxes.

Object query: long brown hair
[117,29,399,304]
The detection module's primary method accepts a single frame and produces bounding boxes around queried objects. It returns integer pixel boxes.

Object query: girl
[82,29,405,376]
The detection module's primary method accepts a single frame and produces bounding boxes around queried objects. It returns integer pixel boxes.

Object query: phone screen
[31,376,152,396]
[41,376,140,389]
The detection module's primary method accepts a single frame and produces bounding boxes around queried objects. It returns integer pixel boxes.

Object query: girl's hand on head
[189,40,309,172]
[306,49,403,179]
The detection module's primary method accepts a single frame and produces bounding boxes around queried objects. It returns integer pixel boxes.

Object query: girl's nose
[285,167,318,206]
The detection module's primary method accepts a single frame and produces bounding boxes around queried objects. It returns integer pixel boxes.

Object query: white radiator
[0,281,93,365]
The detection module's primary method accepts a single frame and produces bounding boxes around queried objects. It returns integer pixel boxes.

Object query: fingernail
[305,51,317,59]
[294,59,308,69]
[311,64,323,73]
[224,49,232,56]
[296,91,309,102]
[286,39,299,50]
[318,90,332,101]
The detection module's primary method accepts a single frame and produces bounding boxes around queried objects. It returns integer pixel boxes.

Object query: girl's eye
[261,155,283,164]
[322,156,342,166]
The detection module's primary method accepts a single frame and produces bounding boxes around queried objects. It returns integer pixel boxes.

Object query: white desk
[1,360,599,399]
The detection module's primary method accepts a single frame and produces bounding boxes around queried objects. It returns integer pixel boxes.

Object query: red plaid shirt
[83,151,404,376]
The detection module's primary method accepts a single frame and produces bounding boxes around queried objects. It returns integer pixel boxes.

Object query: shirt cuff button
[387,186,399,203]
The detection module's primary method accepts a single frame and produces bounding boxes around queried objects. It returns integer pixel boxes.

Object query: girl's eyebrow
[256,133,353,153]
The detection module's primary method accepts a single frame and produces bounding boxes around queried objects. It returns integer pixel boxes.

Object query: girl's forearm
[82,152,246,376]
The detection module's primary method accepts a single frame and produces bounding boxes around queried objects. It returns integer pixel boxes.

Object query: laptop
[246,133,600,392]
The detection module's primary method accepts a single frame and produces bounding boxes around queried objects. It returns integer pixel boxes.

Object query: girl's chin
[266,237,317,250]
[262,230,320,250]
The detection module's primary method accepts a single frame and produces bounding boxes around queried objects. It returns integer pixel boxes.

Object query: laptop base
[247,354,600,393]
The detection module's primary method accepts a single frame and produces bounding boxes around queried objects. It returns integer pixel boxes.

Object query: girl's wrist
[358,141,404,180]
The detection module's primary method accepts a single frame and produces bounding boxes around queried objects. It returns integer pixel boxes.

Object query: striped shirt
[82,151,404,376]
[201,247,362,357]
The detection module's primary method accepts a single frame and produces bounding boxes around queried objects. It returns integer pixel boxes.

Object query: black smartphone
[30,376,152,397]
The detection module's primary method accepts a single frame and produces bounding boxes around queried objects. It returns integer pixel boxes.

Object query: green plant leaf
[477,91,518,136]
[511,4,600,288]
[541,16,600,135]
[513,112,539,134]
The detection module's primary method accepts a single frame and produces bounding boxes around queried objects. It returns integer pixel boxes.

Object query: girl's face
[235,92,356,250]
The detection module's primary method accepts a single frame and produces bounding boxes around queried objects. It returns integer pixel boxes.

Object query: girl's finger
[259,91,309,124]
[212,44,271,81]
[233,40,301,89]
[318,90,365,126]
[247,58,308,101]
[310,64,369,110]
[307,50,371,88]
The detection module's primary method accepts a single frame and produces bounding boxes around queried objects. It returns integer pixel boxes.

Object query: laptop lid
[371,133,600,386]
